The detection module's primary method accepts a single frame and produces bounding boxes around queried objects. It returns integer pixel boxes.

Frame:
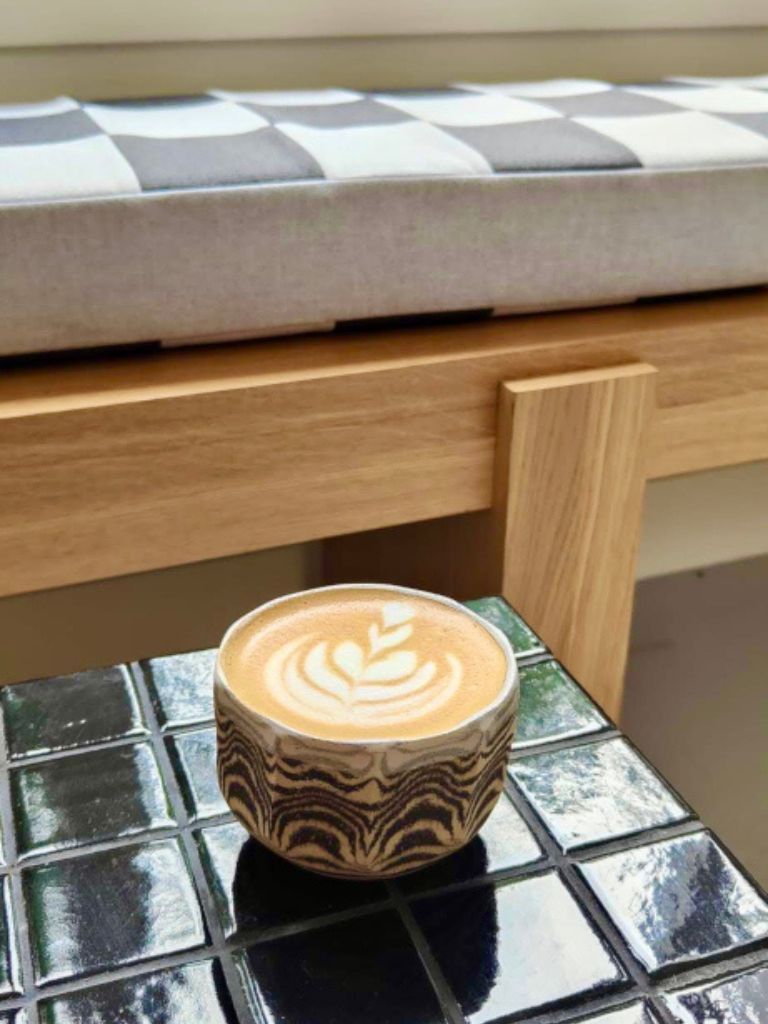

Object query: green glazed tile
[464,597,544,657]
[11,742,176,859]
[514,660,608,749]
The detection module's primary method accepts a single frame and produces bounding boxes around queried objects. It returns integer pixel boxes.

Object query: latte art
[265,602,462,727]
[220,587,509,741]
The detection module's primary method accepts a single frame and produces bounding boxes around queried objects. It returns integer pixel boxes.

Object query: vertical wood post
[496,364,656,719]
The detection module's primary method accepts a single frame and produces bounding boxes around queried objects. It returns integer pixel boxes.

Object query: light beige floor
[623,555,768,887]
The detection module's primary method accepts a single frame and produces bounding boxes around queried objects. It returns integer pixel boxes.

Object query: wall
[1,28,766,102]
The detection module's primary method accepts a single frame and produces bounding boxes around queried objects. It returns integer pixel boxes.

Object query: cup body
[215,584,518,879]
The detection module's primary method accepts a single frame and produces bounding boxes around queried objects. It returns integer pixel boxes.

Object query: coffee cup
[215,584,518,879]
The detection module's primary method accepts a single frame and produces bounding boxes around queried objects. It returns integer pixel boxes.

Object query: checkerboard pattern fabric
[2,75,768,203]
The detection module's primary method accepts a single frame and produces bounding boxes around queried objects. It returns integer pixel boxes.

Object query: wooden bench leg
[325,362,656,720]
[495,364,656,719]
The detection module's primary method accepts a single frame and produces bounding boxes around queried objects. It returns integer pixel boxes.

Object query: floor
[623,555,768,889]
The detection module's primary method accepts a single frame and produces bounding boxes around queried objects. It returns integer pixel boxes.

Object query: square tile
[0,135,140,203]
[0,109,100,146]
[412,871,626,1022]
[142,649,216,731]
[0,1012,26,1024]
[24,837,207,985]
[662,963,768,1023]
[456,79,611,98]
[444,119,639,172]
[398,793,543,894]
[238,910,446,1024]
[513,659,608,748]
[245,96,407,128]
[373,91,560,126]
[561,1002,659,1023]
[510,737,689,851]
[0,877,21,997]
[628,84,768,113]
[464,597,544,657]
[167,727,230,822]
[196,820,387,937]
[114,127,322,191]
[37,959,238,1024]
[211,87,362,106]
[575,110,768,168]
[2,667,147,761]
[11,741,175,858]
[83,96,269,137]
[276,119,492,179]
[580,831,768,974]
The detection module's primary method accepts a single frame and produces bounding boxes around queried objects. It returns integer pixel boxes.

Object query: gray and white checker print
[2,75,768,203]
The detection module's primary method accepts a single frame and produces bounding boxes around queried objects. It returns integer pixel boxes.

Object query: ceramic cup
[215,584,518,879]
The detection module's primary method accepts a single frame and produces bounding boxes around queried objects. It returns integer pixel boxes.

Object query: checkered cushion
[3,75,768,203]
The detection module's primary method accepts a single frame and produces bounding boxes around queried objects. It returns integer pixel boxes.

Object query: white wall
[4,0,766,47]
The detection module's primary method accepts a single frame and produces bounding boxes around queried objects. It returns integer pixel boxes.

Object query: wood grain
[1,289,767,597]
[498,365,656,718]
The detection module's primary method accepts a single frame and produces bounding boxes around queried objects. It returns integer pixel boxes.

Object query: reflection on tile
[25,838,207,985]
[663,963,768,1023]
[167,727,229,822]
[513,660,608,748]
[239,911,446,1024]
[0,1012,26,1024]
[196,820,387,937]
[12,742,175,858]
[580,831,768,974]
[398,794,543,894]
[143,650,216,731]
[2,668,146,760]
[510,738,689,851]
[465,597,544,657]
[413,871,625,1022]
[562,1001,659,1023]
[37,959,238,1024]
[0,876,21,997]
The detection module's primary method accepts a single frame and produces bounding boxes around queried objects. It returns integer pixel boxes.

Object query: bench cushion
[2,75,768,355]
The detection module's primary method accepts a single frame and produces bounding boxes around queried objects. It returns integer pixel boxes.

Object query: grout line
[508,728,620,761]
[221,898,396,952]
[0,712,38,1024]
[2,731,151,770]
[387,881,466,1024]
[127,662,257,1024]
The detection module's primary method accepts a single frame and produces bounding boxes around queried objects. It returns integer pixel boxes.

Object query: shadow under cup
[215,585,519,879]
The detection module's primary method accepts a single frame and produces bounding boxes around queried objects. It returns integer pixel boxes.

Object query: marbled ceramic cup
[215,585,518,879]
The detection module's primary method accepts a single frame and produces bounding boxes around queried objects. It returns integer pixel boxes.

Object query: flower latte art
[221,588,509,741]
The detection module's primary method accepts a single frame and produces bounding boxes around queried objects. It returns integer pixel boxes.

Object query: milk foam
[220,588,509,741]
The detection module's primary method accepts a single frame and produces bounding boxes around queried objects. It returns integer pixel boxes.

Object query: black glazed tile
[2,667,147,760]
[166,727,230,822]
[37,958,239,1024]
[11,741,176,858]
[0,876,21,997]
[513,659,609,748]
[398,793,543,894]
[580,831,768,974]
[662,963,768,1023]
[142,649,216,731]
[561,1001,660,1023]
[510,737,689,851]
[412,870,626,1022]
[238,910,447,1024]
[196,820,387,938]
[24,837,207,985]
[464,597,545,657]
[0,1012,26,1024]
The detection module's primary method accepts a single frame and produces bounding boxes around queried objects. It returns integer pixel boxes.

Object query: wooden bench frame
[2,288,767,716]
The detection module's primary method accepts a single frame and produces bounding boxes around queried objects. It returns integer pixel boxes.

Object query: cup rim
[215,583,518,747]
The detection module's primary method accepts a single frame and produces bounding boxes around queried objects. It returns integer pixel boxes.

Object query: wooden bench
[2,287,767,718]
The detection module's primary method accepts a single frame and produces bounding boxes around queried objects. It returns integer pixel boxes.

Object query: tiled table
[0,597,766,1023]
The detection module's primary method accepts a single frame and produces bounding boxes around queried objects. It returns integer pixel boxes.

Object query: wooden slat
[498,365,656,718]
[1,289,767,597]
